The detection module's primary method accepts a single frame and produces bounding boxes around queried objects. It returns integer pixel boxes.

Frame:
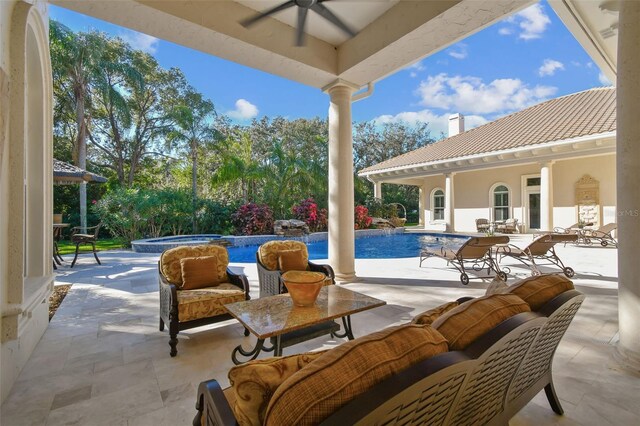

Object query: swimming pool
[227,233,469,262]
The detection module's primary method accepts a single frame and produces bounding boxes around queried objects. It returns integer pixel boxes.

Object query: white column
[325,81,357,282]
[418,184,426,227]
[617,0,640,368]
[540,162,553,231]
[445,173,455,232]
[373,181,382,199]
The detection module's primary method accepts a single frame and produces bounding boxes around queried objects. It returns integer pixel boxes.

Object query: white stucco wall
[417,153,616,233]
[1,0,53,403]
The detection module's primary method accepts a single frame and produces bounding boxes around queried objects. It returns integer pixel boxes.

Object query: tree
[50,21,108,229]
[167,89,216,232]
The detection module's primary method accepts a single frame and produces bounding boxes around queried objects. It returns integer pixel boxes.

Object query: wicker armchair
[70,223,102,267]
[475,218,491,233]
[256,240,335,297]
[158,245,250,357]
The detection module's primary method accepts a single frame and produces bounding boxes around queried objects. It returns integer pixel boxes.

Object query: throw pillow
[506,274,574,311]
[432,293,530,350]
[264,324,448,426]
[277,249,307,272]
[180,256,219,290]
[228,351,327,426]
[412,301,459,326]
[485,275,509,295]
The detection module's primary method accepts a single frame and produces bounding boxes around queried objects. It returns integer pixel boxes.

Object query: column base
[334,273,359,283]
[614,344,640,373]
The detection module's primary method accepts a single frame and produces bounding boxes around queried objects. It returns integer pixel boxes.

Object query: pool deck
[2,234,637,425]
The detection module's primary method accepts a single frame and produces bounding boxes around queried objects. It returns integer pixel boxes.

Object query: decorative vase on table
[281,270,326,307]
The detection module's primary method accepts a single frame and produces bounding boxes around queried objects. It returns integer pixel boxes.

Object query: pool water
[227,233,469,262]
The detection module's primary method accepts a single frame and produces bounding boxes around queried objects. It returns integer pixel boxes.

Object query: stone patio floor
[1,235,638,425]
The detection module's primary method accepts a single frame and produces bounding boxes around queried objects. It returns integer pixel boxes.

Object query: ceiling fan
[241,0,357,46]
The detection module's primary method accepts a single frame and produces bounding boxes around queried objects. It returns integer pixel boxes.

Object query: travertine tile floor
[1,236,638,425]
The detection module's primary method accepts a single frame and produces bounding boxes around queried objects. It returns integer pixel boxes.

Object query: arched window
[432,189,445,221]
[493,185,510,221]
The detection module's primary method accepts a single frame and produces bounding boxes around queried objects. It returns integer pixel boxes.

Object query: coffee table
[224,285,386,365]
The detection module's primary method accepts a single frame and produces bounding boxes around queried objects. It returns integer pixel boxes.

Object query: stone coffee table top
[225,285,386,339]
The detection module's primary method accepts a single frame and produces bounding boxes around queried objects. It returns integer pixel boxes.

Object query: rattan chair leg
[544,382,564,415]
[159,318,165,331]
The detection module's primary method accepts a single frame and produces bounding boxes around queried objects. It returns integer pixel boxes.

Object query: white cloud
[500,4,551,40]
[228,99,259,120]
[538,59,565,77]
[120,30,159,54]
[406,60,425,78]
[373,110,488,136]
[448,43,468,60]
[599,72,613,86]
[416,73,557,115]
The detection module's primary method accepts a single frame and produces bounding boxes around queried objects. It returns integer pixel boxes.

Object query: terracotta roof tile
[360,87,616,174]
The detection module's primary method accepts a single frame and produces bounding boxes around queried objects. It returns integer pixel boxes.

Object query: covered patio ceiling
[52,0,537,89]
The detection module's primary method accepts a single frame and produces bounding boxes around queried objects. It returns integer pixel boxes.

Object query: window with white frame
[433,189,445,221]
[493,185,510,220]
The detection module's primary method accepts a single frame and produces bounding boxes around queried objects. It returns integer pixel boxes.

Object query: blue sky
[50,1,610,136]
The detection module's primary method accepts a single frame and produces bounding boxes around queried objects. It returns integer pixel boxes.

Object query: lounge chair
[583,223,618,247]
[475,218,490,233]
[552,223,579,234]
[419,236,509,285]
[496,233,578,277]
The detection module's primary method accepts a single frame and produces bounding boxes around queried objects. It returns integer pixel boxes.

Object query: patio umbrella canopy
[53,159,107,185]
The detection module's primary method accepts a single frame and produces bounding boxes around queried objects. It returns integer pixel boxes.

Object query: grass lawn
[56,238,127,255]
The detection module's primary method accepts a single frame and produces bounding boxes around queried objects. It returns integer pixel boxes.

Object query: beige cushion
[228,351,327,426]
[258,240,309,271]
[264,324,448,426]
[432,294,530,350]
[507,274,574,311]
[161,245,229,285]
[485,276,509,295]
[412,301,459,326]
[180,256,219,290]
[176,283,245,322]
[277,249,307,272]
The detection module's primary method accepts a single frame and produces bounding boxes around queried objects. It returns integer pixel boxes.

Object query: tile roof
[360,87,616,174]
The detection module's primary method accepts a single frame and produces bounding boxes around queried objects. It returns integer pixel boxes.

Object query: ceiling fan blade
[241,1,296,28]
[311,2,356,37]
[296,7,308,46]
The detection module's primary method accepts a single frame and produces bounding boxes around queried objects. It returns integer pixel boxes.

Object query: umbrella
[53,159,107,185]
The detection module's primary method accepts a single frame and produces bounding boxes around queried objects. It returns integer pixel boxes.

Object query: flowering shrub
[232,203,274,235]
[354,205,372,230]
[292,198,328,232]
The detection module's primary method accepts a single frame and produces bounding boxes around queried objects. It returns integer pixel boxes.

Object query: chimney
[448,113,465,137]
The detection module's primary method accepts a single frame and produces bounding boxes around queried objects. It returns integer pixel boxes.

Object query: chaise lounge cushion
[176,284,245,322]
[432,294,530,350]
[228,351,328,426]
[161,245,229,285]
[277,249,307,272]
[506,274,574,311]
[180,256,220,290]
[258,240,309,271]
[264,324,448,426]
[412,301,460,326]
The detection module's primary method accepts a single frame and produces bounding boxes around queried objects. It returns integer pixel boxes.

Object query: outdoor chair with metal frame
[419,236,509,285]
[582,222,618,247]
[496,218,519,234]
[70,223,102,267]
[496,233,578,277]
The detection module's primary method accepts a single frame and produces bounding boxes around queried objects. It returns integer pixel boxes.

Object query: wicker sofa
[195,275,583,425]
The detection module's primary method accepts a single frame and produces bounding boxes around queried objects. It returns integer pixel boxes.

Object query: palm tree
[167,89,216,232]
